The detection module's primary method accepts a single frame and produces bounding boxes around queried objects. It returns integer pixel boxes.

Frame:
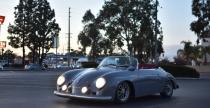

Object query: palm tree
[181,41,193,63]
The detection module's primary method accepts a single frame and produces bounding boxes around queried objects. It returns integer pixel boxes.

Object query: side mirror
[128,66,136,71]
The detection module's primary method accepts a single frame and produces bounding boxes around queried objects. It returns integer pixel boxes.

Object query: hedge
[159,65,200,78]
[81,62,99,68]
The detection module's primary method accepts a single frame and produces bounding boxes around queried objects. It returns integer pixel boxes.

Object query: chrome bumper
[54,91,113,101]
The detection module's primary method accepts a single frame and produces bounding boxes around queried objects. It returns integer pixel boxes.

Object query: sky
[0,0,198,60]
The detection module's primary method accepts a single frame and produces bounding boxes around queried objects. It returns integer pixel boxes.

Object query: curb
[0,69,25,71]
[176,77,210,80]
[176,77,199,80]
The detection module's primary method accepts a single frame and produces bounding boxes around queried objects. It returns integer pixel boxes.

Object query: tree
[7,0,30,65]
[180,40,203,64]
[8,0,60,65]
[191,0,210,44]
[2,49,16,65]
[32,0,60,64]
[98,38,112,55]
[78,10,102,60]
[190,0,210,64]
[78,31,91,53]
[97,0,163,62]
[181,40,193,62]
[27,51,39,63]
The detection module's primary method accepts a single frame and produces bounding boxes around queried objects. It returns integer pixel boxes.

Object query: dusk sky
[0,0,197,60]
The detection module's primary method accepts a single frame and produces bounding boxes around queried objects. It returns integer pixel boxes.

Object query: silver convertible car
[54,56,179,103]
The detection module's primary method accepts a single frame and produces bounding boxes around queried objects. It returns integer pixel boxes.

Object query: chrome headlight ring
[95,77,106,89]
[57,75,65,86]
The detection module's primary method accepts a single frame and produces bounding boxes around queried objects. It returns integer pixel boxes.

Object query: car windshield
[98,56,137,68]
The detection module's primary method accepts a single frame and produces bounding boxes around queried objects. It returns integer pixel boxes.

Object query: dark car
[24,63,45,70]
[54,56,179,103]
[0,64,3,70]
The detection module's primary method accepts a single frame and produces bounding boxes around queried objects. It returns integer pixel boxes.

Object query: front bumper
[54,91,113,101]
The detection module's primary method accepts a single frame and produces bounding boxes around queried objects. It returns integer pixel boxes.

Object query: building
[201,38,210,63]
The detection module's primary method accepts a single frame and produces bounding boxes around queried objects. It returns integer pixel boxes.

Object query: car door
[135,69,160,97]
[149,70,163,93]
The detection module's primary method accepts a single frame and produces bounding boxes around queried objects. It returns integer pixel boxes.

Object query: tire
[115,82,131,103]
[160,81,173,98]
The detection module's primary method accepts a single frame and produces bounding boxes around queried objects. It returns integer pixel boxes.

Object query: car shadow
[53,95,178,108]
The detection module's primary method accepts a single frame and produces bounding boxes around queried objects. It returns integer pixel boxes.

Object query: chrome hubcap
[165,84,173,96]
[116,83,130,102]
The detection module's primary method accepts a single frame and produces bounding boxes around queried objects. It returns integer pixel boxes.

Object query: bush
[81,62,98,68]
[159,64,200,78]
[10,64,24,68]
[158,57,171,65]
[174,57,188,65]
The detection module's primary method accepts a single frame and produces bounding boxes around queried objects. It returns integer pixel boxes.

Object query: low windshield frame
[98,56,138,69]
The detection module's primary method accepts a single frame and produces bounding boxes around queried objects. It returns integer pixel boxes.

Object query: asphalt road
[0,70,210,108]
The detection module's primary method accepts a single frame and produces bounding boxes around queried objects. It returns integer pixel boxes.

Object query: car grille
[57,81,73,93]
[67,85,72,93]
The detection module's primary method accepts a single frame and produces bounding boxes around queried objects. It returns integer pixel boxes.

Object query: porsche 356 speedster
[54,56,179,103]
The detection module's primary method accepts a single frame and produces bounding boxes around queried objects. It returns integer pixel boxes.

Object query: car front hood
[71,67,115,87]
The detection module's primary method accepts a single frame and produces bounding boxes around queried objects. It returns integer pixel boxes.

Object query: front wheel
[115,82,131,103]
[160,82,173,98]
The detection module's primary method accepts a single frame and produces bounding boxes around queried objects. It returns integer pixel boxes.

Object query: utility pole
[55,35,58,68]
[67,7,71,67]
[154,0,158,64]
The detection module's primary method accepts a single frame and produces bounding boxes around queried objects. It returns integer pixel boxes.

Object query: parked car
[54,56,179,103]
[25,63,45,70]
[0,64,3,70]
[75,57,88,68]
[56,64,69,68]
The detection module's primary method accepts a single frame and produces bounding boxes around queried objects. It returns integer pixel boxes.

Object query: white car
[24,63,44,70]
[56,64,69,68]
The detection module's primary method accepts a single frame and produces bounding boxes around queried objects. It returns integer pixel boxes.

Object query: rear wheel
[115,82,131,103]
[160,82,173,98]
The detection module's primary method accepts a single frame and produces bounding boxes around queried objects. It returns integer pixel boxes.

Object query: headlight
[61,85,67,91]
[95,77,106,89]
[81,86,88,94]
[57,75,65,86]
